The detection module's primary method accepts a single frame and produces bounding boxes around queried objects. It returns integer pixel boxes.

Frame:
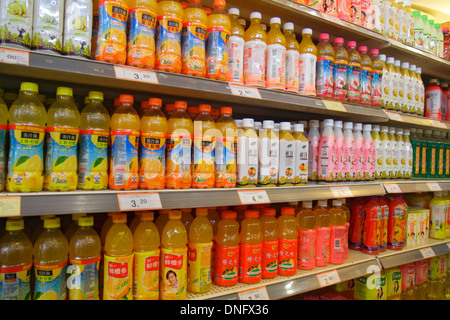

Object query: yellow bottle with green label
[133,211,160,300]
[7,82,46,192]
[0,218,33,300]
[68,215,101,300]
[44,87,80,191]
[160,210,188,300]
[78,91,110,190]
[103,212,134,300]
[187,207,213,293]
[33,217,69,300]
[0,89,7,191]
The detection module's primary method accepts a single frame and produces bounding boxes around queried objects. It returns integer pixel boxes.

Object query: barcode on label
[78,169,86,185]
[334,239,341,249]
[114,171,125,186]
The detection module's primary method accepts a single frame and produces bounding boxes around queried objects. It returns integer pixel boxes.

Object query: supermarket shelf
[382,110,450,131]
[382,180,450,194]
[187,250,381,300]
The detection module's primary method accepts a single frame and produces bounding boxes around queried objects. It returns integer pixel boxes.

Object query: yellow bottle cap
[40,214,55,220]
[78,215,94,227]
[57,87,73,97]
[140,211,154,221]
[88,91,104,101]
[72,213,86,221]
[20,82,38,93]
[112,212,127,223]
[6,218,24,231]
[169,210,181,219]
[44,217,60,229]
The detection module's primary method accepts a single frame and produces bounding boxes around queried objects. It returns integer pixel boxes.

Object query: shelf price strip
[426,182,442,191]
[114,65,159,84]
[317,269,341,288]
[419,247,436,259]
[0,47,29,66]
[0,196,21,217]
[117,193,162,211]
[383,183,402,193]
[322,100,346,112]
[238,286,269,300]
[329,186,353,198]
[228,84,262,99]
[237,190,270,205]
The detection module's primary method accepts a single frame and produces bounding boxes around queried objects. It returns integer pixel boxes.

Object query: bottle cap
[244,210,259,218]
[358,46,367,53]
[250,12,261,20]
[196,208,208,216]
[242,118,254,128]
[435,23,441,28]
[363,124,372,131]
[309,119,319,127]
[140,211,155,221]
[284,22,294,31]
[302,201,313,208]
[394,60,400,66]
[346,41,356,47]
[261,208,276,216]
[199,104,211,112]
[220,106,232,115]
[372,125,380,131]
[379,54,386,62]
[174,101,187,110]
[228,7,239,15]
[429,19,434,25]
[293,123,304,132]
[389,127,396,133]
[319,33,329,40]
[20,82,38,93]
[302,28,312,35]
[344,122,353,130]
[263,120,274,129]
[281,207,295,215]
[369,48,379,56]
[44,217,61,229]
[412,10,420,17]
[333,37,344,45]
[381,126,389,132]
[387,57,395,64]
[332,199,342,206]
[401,62,410,69]
[89,91,104,101]
[56,87,73,97]
[112,212,127,223]
[353,122,362,130]
[334,120,343,128]
[270,17,281,25]
[119,94,133,104]
[148,98,162,107]
[318,200,328,207]
[221,210,237,219]
[323,119,333,127]
[409,64,416,71]
[169,210,182,219]
[6,218,24,231]
[78,215,94,227]
[404,129,410,135]
[280,122,291,131]
[421,14,428,20]
[396,128,404,134]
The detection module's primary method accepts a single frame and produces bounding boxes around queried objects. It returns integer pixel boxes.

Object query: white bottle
[400,61,411,113]
[404,0,414,46]
[372,125,384,179]
[343,122,356,181]
[409,64,417,114]
[228,8,245,85]
[393,59,402,111]
[429,19,437,56]
[353,123,365,181]
[307,120,320,182]
[258,120,279,186]
[284,22,300,94]
[403,128,413,179]
[396,0,406,43]
[383,0,393,38]
[293,123,308,185]
[392,0,400,40]
[396,128,406,178]
[363,124,375,181]
[380,126,392,179]
[236,118,258,187]
[416,67,425,116]
[33,0,64,54]
[379,54,390,109]
[422,15,431,52]
[373,0,385,35]
[63,0,93,59]
[278,122,295,185]
[389,127,399,179]
[317,119,335,183]
[333,120,347,181]
[436,23,444,58]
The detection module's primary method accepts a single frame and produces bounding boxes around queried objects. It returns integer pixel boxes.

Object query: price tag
[384,110,403,122]
[0,47,29,66]
[322,100,346,112]
[117,193,162,211]
[426,182,442,191]
[420,247,436,259]
[383,183,402,193]
[238,286,269,300]
[430,120,447,129]
[317,270,341,287]
[329,186,353,198]
[0,197,21,217]
[114,66,159,84]
[229,84,262,99]
[237,190,270,205]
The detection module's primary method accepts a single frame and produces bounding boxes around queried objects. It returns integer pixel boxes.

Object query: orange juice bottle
[133,211,160,300]
[127,0,158,69]
[160,210,187,300]
[284,22,300,93]
[109,94,140,190]
[181,0,207,77]
[316,33,335,99]
[155,209,170,236]
[277,207,298,276]
[33,217,69,300]
[314,200,331,267]
[227,7,245,84]
[187,208,213,293]
[103,212,134,300]
[205,0,231,81]
[214,210,240,286]
[96,0,129,64]
[298,28,317,96]
[340,198,351,258]
[333,37,349,101]
[156,0,183,73]
[387,194,406,250]
[260,208,279,279]
[192,104,216,188]
[239,209,262,284]
[329,200,347,265]
[139,98,168,190]
[266,17,286,91]
[244,12,267,87]
[68,215,101,300]
[165,103,175,118]
[297,201,316,270]
[215,106,237,188]
[362,196,381,255]
[166,101,193,189]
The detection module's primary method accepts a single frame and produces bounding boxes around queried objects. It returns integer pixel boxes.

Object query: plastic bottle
[314,200,331,266]
[363,124,376,181]
[277,207,298,275]
[403,129,413,179]
[346,41,361,103]
[155,209,170,236]
[429,19,437,55]
[358,46,373,106]
[413,259,429,300]
[416,67,425,116]
[332,121,345,182]
[425,79,443,120]
[236,118,258,187]
[422,129,433,179]
[166,101,193,189]
[7,82,47,192]
[103,212,133,300]
[408,64,417,114]
[332,38,349,102]
[353,123,365,181]
[379,126,392,179]
[362,196,381,255]
[283,22,300,93]
[243,12,267,87]
[399,263,415,300]
[393,59,402,111]
[329,200,347,265]
[316,33,335,99]
[0,218,33,300]
[64,213,87,242]
[33,217,69,300]
[399,61,411,113]
[382,0,393,38]
[259,208,278,279]
[265,17,286,91]
[298,28,317,96]
[371,125,382,180]
[258,120,279,187]
[370,49,383,108]
[347,197,365,250]
[227,8,245,84]
[429,192,447,239]
[297,201,316,270]
[278,122,295,186]
[412,10,424,48]
[387,194,406,251]
[387,127,399,179]
[215,106,237,188]
[239,210,262,284]
[95,0,129,64]
[318,119,336,183]
[292,123,308,185]
[422,14,431,52]
[307,120,320,182]
[435,23,444,58]
[343,122,356,181]
[391,0,400,40]
[378,196,389,252]
[397,0,407,43]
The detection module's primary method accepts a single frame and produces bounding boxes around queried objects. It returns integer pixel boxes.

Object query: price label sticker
[322,100,346,112]
[430,120,447,129]
[426,182,442,191]
[384,110,403,122]
[229,84,262,99]
[117,193,162,211]
[329,186,353,198]
[237,190,270,205]
[0,47,29,66]
[383,183,402,193]
[238,286,269,300]
[114,66,159,84]
[317,270,341,287]
[420,247,436,259]
[0,197,21,217]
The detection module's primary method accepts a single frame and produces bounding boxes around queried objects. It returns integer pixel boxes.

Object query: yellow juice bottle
[129,211,142,234]
[277,207,298,276]
[0,89,7,191]
[68,215,101,300]
[358,46,373,106]
[139,98,168,190]
[7,82,46,192]
[33,217,69,300]
[260,208,279,279]
[393,59,402,111]
[266,17,286,91]
[227,8,245,84]
[103,212,134,300]
[166,101,193,189]
[329,200,347,265]
[346,41,361,103]
[0,218,33,300]
[205,0,230,81]
[370,49,383,107]
[181,0,207,77]
[109,94,140,190]
[64,213,87,242]
[293,123,308,185]
[215,106,237,188]
[78,91,110,190]
[95,0,129,64]
[244,12,267,87]
[156,0,183,73]
[127,0,158,68]
[155,209,170,236]
[316,33,335,99]
[239,209,263,284]
[284,22,300,93]
[297,201,316,270]
[278,122,295,186]
[400,61,411,113]
[258,120,279,187]
[298,28,317,96]
[192,104,216,188]
[160,210,187,300]
[187,208,213,293]
[133,211,160,300]
[314,199,331,267]
[384,57,395,110]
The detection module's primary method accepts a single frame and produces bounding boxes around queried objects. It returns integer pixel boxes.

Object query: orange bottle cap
[220,106,232,115]
[221,210,237,219]
[148,98,162,107]
[261,208,276,216]
[141,101,149,109]
[169,210,182,219]
[281,207,295,215]
[174,101,187,110]
[199,104,211,112]
[112,212,127,223]
[114,98,120,106]
[119,94,134,104]
[244,210,259,218]
[214,0,226,8]
[188,106,198,114]
[140,211,155,221]
[196,208,209,216]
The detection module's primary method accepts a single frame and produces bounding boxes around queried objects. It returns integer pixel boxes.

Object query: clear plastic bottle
[314,199,331,267]
[258,120,279,187]
[277,207,298,276]
[307,120,320,182]
[297,201,316,270]
[408,64,417,114]
[333,37,349,102]
[422,14,431,52]
[318,119,336,183]
[343,122,356,181]
[278,122,295,186]
[400,61,411,113]
[346,41,361,103]
[227,8,245,84]
[316,33,335,99]
[236,118,258,187]
[435,23,444,58]
[298,28,317,96]
[239,210,263,284]
[329,200,347,265]
[370,49,383,108]
[429,19,437,55]
[260,208,279,279]
[215,106,237,188]
[353,123,365,181]
[393,59,402,111]
[363,124,376,181]
[244,12,267,87]
[266,17,286,91]
[412,10,424,49]
[284,22,300,94]
[293,123,309,185]
[333,120,346,182]
[358,46,373,106]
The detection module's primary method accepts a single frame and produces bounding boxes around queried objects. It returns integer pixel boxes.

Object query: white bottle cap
[242,118,254,128]
[318,200,328,207]
[401,62,410,69]
[293,123,304,132]
[394,60,401,66]
[323,119,334,127]
[334,120,343,128]
[353,123,362,131]
[263,120,274,129]
[270,17,281,25]
[309,120,319,127]
[363,124,372,131]
[302,28,313,35]
[379,54,386,62]
[389,127,396,133]
[387,57,395,64]
[302,201,313,208]
[254,121,262,130]
[404,129,410,135]
[381,126,389,132]
[250,12,262,20]
[284,22,294,31]
[228,8,240,16]
[409,64,416,71]
[235,119,243,128]
[332,199,342,206]
[372,125,380,131]
[344,122,353,130]
[280,121,291,131]
[416,67,422,74]
[396,128,403,134]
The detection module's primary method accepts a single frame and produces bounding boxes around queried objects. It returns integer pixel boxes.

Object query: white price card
[0,197,21,217]
[114,66,159,84]
[384,110,403,122]
[322,100,346,112]
[426,182,442,191]
[117,193,162,211]
[430,120,447,129]
[0,47,29,66]
[238,286,269,300]
[420,247,436,259]
[383,183,402,193]
[229,84,262,99]
[317,270,341,287]
[237,190,270,205]
[329,186,353,198]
